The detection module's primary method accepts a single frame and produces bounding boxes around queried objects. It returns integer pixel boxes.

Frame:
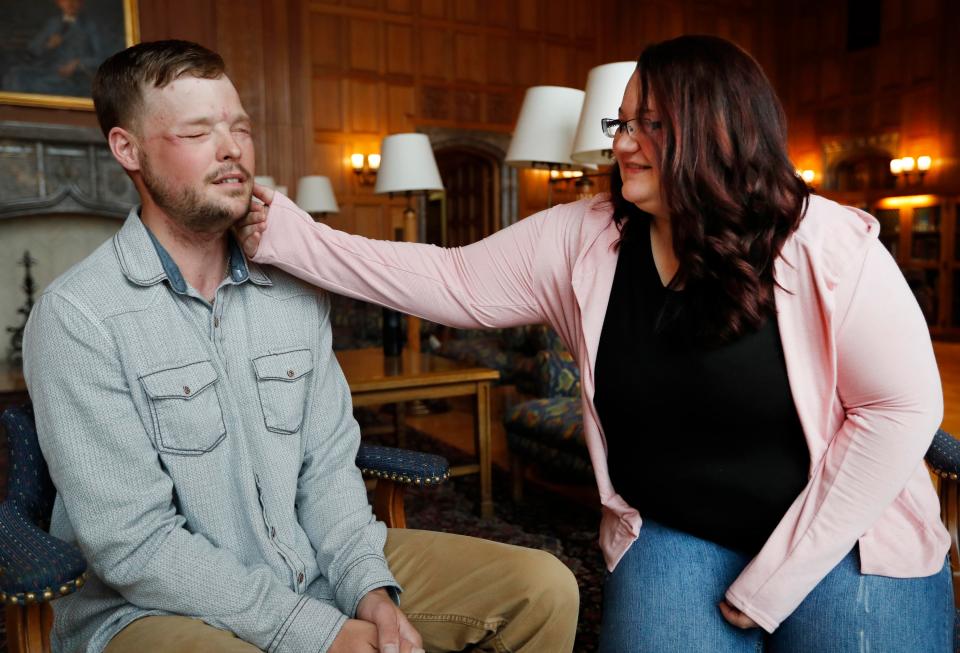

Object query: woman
[238,35,953,651]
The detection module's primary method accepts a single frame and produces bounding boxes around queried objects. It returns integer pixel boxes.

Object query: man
[24,40,578,653]
[4,0,104,96]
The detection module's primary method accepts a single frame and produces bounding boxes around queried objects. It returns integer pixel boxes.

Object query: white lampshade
[505,86,585,169]
[571,62,636,165]
[254,175,276,188]
[275,185,288,196]
[295,176,339,214]
[374,133,444,194]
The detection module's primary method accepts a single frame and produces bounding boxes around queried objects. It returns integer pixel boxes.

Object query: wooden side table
[336,348,500,518]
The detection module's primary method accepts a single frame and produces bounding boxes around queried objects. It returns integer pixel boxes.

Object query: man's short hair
[92,40,225,138]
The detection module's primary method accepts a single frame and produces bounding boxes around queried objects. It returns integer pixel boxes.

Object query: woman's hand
[235,183,273,258]
[718,599,759,629]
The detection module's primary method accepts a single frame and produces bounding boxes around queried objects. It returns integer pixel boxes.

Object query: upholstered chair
[0,404,449,653]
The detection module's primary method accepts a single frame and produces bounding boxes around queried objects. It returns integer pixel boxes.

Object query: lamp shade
[295,176,339,214]
[505,86,585,168]
[374,133,444,194]
[571,62,636,165]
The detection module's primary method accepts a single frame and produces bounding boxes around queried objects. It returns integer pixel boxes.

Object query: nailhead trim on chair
[359,469,450,486]
[0,570,89,606]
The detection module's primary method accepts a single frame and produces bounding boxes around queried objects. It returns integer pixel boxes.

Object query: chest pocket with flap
[140,360,226,455]
[252,349,314,434]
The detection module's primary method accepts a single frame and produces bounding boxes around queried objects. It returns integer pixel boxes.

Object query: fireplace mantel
[0,121,136,220]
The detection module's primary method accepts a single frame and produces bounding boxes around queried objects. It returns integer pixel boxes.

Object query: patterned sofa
[436,325,547,394]
[504,343,592,499]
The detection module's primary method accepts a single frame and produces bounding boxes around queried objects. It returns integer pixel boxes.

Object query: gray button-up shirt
[24,209,398,653]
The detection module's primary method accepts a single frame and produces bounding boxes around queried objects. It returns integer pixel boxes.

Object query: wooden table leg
[395,401,408,448]
[475,381,494,518]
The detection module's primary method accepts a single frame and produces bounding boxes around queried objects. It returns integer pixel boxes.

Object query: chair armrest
[0,501,87,606]
[926,429,960,478]
[357,444,449,487]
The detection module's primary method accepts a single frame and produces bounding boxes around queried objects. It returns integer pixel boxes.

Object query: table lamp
[374,133,445,353]
[295,175,339,218]
[571,62,636,165]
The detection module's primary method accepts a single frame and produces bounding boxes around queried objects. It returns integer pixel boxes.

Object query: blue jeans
[599,520,954,652]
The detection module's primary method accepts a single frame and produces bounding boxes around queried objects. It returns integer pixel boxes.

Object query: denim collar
[114,207,272,292]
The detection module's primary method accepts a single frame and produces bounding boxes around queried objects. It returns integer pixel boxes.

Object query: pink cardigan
[254,192,949,632]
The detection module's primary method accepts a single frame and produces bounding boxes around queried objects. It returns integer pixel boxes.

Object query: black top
[593,226,810,554]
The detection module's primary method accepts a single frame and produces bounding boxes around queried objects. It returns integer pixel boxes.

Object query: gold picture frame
[0,0,139,111]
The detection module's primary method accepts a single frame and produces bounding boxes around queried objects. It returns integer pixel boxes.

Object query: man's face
[135,75,254,234]
[56,0,82,18]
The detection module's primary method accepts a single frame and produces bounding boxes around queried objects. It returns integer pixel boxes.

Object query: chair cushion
[1,406,56,525]
[504,397,585,455]
[535,349,581,398]
[356,444,449,486]
[0,500,87,602]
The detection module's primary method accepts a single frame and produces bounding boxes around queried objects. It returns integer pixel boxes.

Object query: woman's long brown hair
[611,35,809,346]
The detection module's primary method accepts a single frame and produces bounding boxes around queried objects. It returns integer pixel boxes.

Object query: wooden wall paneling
[386,24,414,74]
[354,203,388,239]
[455,32,485,83]
[819,57,844,101]
[911,0,938,24]
[515,41,542,88]
[387,84,416,132]
[484,0,513,29]
[419,27,453,79]
[572,0,596,41]
[453,0,480,23]
[907,85,939,138]
[486,91,516,126]
[453,89,482,124]
[349,18,382,73]
[313,77,344,131]
[517,1,540,32]
[310,12,345,70]
[346,0,380,9]
[545,0,570,37]
[882,0,904,35]
[911,33,937,83]
[419,0,447,19]
[348,80,382,133]
[661,3,686,39]
[312,141,346,195]
[140,0,218,46]
[877,42,905,89]
[544,44,572,87]
[386,0,413,13]
[485,35,513,85]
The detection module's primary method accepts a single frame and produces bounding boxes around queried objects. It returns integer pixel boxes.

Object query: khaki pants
[105,528,580,653]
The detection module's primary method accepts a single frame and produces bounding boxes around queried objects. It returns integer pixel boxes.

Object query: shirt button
[183,386,191,395]
[287,369,295,378]
[214,317,220,328]
[297,572,305,584]
[270,527,276,538]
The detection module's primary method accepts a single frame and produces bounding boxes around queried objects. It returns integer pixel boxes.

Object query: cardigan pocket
[140,360,227,455]
[252,348,314,434]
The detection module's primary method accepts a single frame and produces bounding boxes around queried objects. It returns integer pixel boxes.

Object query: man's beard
[141,155,252,234]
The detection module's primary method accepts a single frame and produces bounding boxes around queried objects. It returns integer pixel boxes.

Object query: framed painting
[0,0,139,111]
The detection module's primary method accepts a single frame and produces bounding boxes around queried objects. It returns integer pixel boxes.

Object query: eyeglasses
[601,117,662,139]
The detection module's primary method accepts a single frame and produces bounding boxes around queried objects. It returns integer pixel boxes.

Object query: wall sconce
[890,155,932,185]
[351,153,379,186]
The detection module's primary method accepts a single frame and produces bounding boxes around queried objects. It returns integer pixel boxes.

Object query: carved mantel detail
[0,121,136,220]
